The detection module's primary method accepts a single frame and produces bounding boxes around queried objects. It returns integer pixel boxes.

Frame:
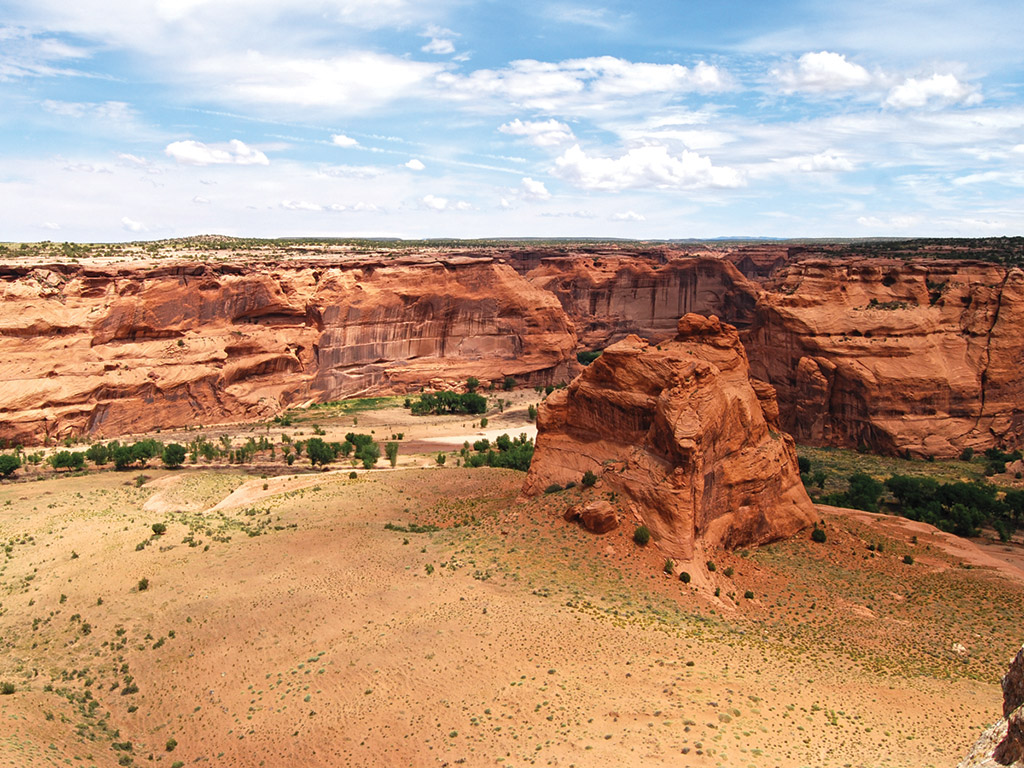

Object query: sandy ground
[0,402,1021,768]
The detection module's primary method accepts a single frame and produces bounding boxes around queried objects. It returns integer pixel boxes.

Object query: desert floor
[0,400,1021,768]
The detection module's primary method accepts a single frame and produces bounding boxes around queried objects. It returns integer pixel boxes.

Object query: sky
[1,0,1023,242]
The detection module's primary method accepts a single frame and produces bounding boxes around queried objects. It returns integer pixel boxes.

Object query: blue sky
[1,0,1023,241]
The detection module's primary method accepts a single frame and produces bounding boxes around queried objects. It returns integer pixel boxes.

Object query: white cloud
[553,144,744,191]
[856,214,922,229]
[772,51,874,92]
[117,153,148,167]
[884,73,981,109]
[319,164,384,179]
[797,151,856,172]
[41,221,60,230]
[547,5,621,31]
[121,216,145,232]
[612,210,645,221]
[280,200,323,211]
[42,99,135,120]
[192,196,210,204]
[421,194,448,211]
[164,139,269,166]
[420,24,457,55]
[499,118,575,147]
[520,177,551,199]
[331,133,359,148]
[192,51,443,111]
[405,158,425,171]
[437,56,728,113]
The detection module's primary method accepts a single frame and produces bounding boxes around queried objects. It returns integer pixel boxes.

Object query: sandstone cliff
[0,257,576,444]
[959,644,1024,767]
[522,313,816,560]
[526,255,759,351]
[744,259,1024,457]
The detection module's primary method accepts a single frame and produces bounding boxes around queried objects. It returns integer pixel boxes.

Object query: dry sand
[0,404,1020,768]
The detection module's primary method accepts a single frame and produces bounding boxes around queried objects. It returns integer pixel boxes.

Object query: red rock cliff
[0,257,576,444]
[744,259,1024,457]
[522,313,816,560]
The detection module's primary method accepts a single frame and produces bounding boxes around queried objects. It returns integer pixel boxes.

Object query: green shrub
[679,571,691,584]
[744,590,754,599]
[706,560,716,572]
[137,577,149,592]
[723,566,734,577]
[960,447,974,461]
[527,404,538,422]
[385,442,399,467]
[797,456,811,474]
[0,682,14,695]
[581,470,597,488]
[165,738,177,752]
[903,554,914,565]
[0,454,20,478]
[633,525,651,546]
[811,526,826,543]
[151,523,167,536]
[544,483,563,494]
[348,471,357,479]
[663,559,674,575]
[503,376,516,391]
[161,443,186,468]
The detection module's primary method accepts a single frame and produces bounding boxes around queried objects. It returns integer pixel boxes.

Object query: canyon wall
[0,257,576,444]
[522,314,816,560]
[745,259,1024,457]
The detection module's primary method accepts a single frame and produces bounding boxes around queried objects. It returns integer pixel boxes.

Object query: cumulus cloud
[520,177,551,199]
[405,158,425,171]
[437,56,727,112]
[612,210,646,221]
[420,24,457,55]
[164,139,269,166]
[192,196,210,204]
[121,216,145,232]
[772,51,874,92]
[797,151,856,172]
[421,193,448,211]
[884,73,980,109]
[331,133,359,148]
[499,118,575,147]
[856,214,922,229]
[553,144,744,191]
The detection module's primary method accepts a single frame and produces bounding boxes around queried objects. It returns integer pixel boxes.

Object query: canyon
[1,238,1022,458]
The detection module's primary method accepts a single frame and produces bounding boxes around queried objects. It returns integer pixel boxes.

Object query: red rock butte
[522,313,817,560]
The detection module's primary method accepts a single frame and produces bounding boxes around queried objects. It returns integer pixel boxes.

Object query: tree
[359,441,380,469]
[465,377,480,393]
[306,437,336,467]
[161,444,186,469]
[581,469,597,488]
[49,451,85,471]
[112,445,134,470]
[385,442,399,467]
[85,443,109,465]
[0,454,20,478]
[845,472,884,512]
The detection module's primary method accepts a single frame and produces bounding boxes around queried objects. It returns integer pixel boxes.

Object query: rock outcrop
[522,313,816,560]
[745,259,1024,457]
[959,644,1024,767]
[563,500,619,534]
[0,257,577,444]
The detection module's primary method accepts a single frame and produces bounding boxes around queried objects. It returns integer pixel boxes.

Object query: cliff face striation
[522,313,816,560]
[745,259,1024,458]
[526,255,759,350]
[959,644,1024,768]
[0,257,576,444]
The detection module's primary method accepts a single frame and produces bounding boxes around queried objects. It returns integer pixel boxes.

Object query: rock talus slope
[745,259,1024,457]
[959,644,1024,767]
[522,313,816,560]
[0,258,576,444]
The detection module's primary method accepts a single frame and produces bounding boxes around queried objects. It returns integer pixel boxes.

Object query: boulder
[959,645,1024,767]
[563,500,619,534]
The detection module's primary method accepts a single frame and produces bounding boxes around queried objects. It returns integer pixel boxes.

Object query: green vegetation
[581,469,597,487]
[0,453,21,477]
[633,525,651,546]
[409,391,487,415]
[811,526,827,543]
[460,432,534,472]
[161,443,186,468]
[49,450,86,471]
[576,350,602,366]
[385,441,399,467]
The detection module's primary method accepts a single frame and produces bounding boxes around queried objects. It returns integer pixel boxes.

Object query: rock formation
[526,255,759,350]
[959,644,1024,767]
[0,257,576,445]
[745,259,1024,457]
[522,313,816,560]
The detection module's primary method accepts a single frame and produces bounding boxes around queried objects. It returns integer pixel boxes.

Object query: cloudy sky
[2,0,1023,241]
